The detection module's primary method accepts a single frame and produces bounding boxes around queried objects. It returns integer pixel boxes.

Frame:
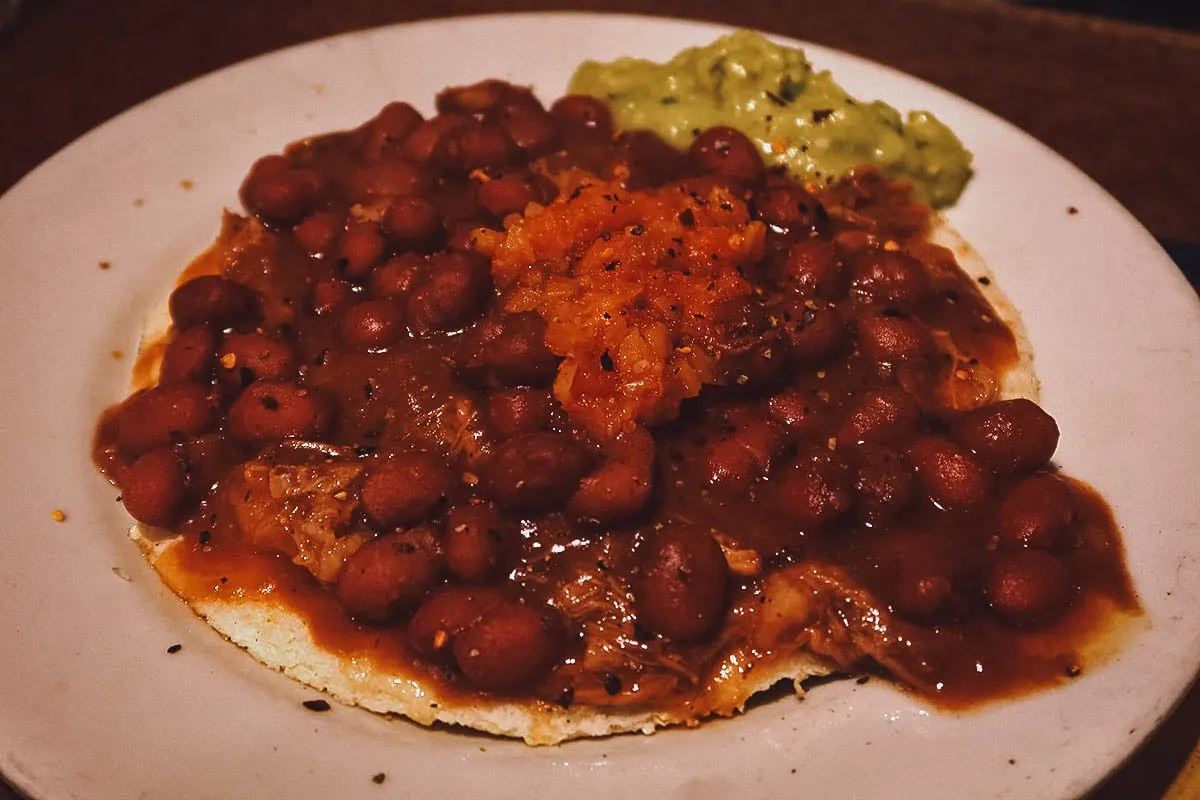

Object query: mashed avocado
[569,30,972,207]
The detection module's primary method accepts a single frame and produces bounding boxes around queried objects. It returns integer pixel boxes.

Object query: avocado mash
[569,30,973,207]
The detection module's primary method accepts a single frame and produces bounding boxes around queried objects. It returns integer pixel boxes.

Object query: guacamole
[569,30,972,207]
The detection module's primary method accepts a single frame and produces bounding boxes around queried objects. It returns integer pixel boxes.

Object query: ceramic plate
[1,13,1197,800]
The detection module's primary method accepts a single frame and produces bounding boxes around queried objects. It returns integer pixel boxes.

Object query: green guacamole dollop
[569,30,973,207]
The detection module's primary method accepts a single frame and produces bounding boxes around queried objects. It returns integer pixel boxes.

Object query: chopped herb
[811,108,834,123]
[660,96,678,105]
[198,530,212,546]
[779,78,804,103]
[604,260,621,272]
[763,90,788,107]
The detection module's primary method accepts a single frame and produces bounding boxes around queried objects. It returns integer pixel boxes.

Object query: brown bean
[169,275,259,331]
[837,386,921,445]
[498,109,560,156]
[402,113,474,163]
[445,502,509,583]
[776,450,853,528]
[382,196,442,251]
[226,380,332,444]
[850,445,915,524]
[476,175,539,219]
[336,531,441,623]
[339,299,405,349]
[753,185,828,235]
[704,419,781,493]
[779,239,839,299]
[848,250,932,307]
[997,473,1076,550]
[361,101,424,161]
[405,251,493,334]
[360,452,451,530]
[485,388,556,440]
[333,220,386,279]
[907,436,992,509]
[240,155,324,226]
[856,311,935,364]
[119,446,188,527]
[455,312,559,387]
[115,384,216,455]
[346,159,433,202]
[719,331,792,393]
[986,550,1072,626]
[453,603,565,692]
[292,211,343,257]
[369,254,426,299]
[483,432,592,513]
[549,95,613,135]
[181,433,243,494]
[308,277,354,315]
[435,80,512,115]
[689,126,765,185]
[216,332,297,392]
[407,586,507,661]
[890,560,962,622]
[636,527,729,641]
[434,123,516,172]
[616,130,691,189]
[952,398,1060,474]
[777,300,844,362]
[768,389,832,441]
[160,326,218,385]
[569,426,656,523]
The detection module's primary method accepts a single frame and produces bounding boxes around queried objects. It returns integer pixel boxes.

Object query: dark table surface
[1,1,1197,797]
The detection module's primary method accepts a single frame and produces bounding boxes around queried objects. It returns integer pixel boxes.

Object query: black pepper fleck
[166,644,182,654]
[603,674,623,696]
[599,351,615,372]
[303,699,332,712]
[372,773,386,784]
[678,209,696,227]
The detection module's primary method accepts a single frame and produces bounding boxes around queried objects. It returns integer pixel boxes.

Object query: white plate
[1,13,1198,800]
